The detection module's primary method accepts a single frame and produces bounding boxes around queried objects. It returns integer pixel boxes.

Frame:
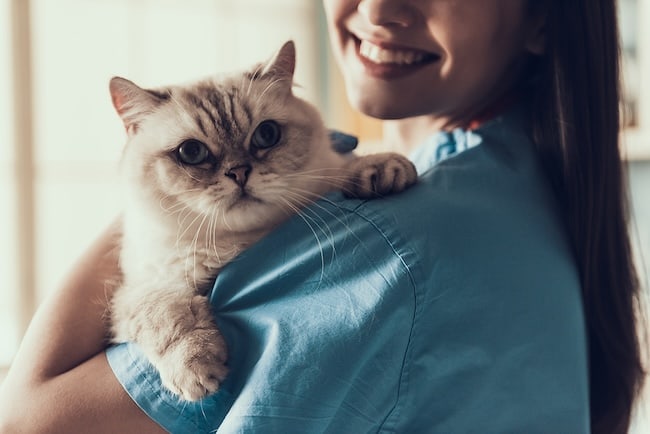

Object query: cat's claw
[345,152,418,199]
[157,327,229,401]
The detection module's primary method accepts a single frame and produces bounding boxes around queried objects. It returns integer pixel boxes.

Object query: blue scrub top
[107,106,589,433]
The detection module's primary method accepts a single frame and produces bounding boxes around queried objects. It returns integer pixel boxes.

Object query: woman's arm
[0,219,165,434]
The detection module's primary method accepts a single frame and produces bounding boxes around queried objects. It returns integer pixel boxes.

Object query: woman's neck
[382,116,446,155]
[382,86,523,155]
[381,103,491,154]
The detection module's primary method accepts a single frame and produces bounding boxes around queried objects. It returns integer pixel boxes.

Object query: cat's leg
[110,284,228,401]
[343,153,418,198]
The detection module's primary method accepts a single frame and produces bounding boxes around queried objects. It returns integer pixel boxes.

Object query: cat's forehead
[172,80,253,146]
[167,75,290,147]
[182,80,244,113]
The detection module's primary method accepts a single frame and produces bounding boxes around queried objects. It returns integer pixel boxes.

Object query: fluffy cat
[108,41,417,401]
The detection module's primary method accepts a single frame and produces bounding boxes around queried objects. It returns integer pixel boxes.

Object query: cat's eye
[177,139,210,165]
[251,120,282,150]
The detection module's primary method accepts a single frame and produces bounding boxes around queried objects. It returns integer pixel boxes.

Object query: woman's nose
[357,0,416,28]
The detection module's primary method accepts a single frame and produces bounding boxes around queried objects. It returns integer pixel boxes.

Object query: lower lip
[352,39,438,80]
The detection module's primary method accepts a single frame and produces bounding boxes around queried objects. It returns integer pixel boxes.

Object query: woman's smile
[353,37,440,79]
[324,0,543,123]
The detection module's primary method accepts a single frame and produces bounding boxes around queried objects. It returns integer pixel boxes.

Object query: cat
[108,40,417,401]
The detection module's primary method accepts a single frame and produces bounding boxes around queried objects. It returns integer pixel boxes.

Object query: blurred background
[1,0,649,430]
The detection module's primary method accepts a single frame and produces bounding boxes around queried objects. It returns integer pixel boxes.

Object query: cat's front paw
[157,326,229,401]
[344,152,418,199]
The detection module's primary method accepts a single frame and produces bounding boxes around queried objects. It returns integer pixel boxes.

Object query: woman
[0,0,643,433]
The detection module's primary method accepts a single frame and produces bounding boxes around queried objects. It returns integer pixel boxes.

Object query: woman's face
[323,0,543,124]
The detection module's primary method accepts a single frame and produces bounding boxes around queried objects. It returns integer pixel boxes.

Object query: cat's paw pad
[158,327,228,401]
[345,152,418,198]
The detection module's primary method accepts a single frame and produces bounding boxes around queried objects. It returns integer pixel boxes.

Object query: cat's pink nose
[225,164,252,187]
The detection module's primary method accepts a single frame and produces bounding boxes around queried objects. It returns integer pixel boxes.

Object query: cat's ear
[260,40,296,82]
[109,77,168,134]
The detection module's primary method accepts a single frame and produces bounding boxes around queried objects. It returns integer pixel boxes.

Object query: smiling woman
[324,0,544,125]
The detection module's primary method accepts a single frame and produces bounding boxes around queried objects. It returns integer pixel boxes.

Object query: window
[0,0,18,367]
[621,0,650,159]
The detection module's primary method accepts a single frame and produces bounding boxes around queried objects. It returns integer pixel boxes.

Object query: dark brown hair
[528,0,645,432]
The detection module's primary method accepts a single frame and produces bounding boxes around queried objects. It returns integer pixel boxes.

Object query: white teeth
[359,40,426,65]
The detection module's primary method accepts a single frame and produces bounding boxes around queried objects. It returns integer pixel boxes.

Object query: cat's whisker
[282,187,356,242]
[176,209,205,250]
[159,194,202,215]
[285,206,339,268]
[166,93,202,137]
[218,203,235,233]
[281,172,352,190]
[281,176,351,187]
[278,189,320,206]
[281,188,335,218]
[282,171,350,180]
[246,62,265,97]
[284,167,350,176]
[159,198,187,214]
[164,197,216,237]
[256,76,290,104]
[279,189,334,236]
[170,206,195,224]
[176,207,201,237]
[266,184,332,204]
[287,174,365,198]
[206,204,214,259]
[278,196,327,286]
[186,212,209,289]
[214,207,225,263]
[209,204,222,263]
[289,166,375,182]
[199,392,209,422]
[178,399,190,416]
[176,207,198,237]
[168,92,201,129]
[260,173,337,187]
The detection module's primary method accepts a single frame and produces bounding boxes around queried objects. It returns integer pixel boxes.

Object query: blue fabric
[107,106,589,433]
[329,130,359,154]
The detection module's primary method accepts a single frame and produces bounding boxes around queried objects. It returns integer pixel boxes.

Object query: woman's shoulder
[356,118,590,432]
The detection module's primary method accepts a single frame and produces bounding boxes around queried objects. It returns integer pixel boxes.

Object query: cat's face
[111,41,344,235]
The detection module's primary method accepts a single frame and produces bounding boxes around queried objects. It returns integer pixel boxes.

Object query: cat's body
[109,41,417,401]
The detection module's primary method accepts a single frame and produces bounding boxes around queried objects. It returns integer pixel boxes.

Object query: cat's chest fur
[120,202,268,293]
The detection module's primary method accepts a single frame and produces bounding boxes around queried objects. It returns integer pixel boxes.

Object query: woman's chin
[345,84,426,120]
[350,96,421,120]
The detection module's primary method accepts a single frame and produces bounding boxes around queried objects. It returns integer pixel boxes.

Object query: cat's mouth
[227,189,264,210]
